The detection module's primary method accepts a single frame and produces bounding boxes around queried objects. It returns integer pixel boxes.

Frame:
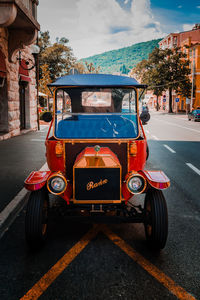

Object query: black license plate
[74,168,120,200]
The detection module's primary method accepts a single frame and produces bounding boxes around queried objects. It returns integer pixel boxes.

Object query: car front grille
[65,142,127,181]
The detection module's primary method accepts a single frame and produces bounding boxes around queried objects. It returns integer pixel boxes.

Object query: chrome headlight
[126,174,146,194]
[47,174,67,195]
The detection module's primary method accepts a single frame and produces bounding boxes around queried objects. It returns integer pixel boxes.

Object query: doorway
[19,82,28,130]
[0,79,8,133]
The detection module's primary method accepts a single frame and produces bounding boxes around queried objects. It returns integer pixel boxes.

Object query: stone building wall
[0,27,37,140]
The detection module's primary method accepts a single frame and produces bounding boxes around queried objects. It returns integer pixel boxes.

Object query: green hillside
[80,38,162,74]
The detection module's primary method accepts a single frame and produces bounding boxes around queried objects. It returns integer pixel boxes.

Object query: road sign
[175,98,179,103]
[163,98,166,103]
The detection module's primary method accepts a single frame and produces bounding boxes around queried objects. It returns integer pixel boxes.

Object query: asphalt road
[0,112,200,300]
[0,126,48,212]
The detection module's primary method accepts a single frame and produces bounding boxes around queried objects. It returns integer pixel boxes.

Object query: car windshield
[54,87,139,139]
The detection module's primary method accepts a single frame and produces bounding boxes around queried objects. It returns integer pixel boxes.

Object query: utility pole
[190,48,195,111]
[36,37,40,131]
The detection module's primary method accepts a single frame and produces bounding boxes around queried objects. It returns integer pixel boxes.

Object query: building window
[22,0,30,10]
[32,2,37,19]
[173,37,177,45]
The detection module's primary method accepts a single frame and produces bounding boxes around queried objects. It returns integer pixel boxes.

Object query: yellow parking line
[21,224,197,300]
[20,225,101,300]
[103,226,196,300]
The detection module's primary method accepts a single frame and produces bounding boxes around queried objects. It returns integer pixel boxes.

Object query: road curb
[0,163,48,239]
[0,188,30,238]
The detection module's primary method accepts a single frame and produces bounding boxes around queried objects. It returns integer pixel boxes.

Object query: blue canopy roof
[48,73,147,88]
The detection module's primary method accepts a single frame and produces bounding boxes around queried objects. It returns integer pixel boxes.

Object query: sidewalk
[0,126,48,237]
[149,109,188,119]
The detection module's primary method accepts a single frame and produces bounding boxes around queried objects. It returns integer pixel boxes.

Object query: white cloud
[38,0,165,59]
[178,5,182,8]
[124,0,129,4]
[182,24,194,31]
[197,6,200,8]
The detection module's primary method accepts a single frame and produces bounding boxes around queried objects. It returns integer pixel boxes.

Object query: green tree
[38,64,52,111]
[84,61,101,73]
[38,31,76,80]
[120,64,129,74]
[39,63,52,96]
[73,61,86,74]
[38,31,51,52]
[132,49,165,111]
[162,47,191,112]
[132,47,191,113]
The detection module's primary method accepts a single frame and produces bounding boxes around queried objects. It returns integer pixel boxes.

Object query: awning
[19,59,31,82]
[0,50,6,78]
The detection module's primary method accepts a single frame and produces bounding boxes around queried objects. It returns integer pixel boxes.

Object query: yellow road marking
[21,225,197,300]
[103,226,196,300]
[20,225,101,300]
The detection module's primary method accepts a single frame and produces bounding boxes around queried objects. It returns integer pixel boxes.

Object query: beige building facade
[0,0,40,140]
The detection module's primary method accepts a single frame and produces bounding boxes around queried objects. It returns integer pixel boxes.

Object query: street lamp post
[17,44,40,71]
[35,47,40,131]
[190,48,195,111]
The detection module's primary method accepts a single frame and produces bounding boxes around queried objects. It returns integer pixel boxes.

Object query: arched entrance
[19,59,31,130]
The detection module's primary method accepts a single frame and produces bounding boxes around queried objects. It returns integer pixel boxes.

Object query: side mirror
[42,112,52,122]
[140,112,150,125]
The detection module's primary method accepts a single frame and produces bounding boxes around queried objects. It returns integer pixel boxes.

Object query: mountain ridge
[80,38,162,74]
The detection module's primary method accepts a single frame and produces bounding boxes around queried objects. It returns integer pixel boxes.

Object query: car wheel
[144,189,168,250]
[188,118,191,121]
[25,188,49,249]
[146,144,149,160]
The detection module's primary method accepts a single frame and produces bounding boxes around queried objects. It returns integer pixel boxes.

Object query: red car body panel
[24,171,52,191]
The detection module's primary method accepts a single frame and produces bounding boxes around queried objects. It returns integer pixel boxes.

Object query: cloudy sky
[38,0,200,59]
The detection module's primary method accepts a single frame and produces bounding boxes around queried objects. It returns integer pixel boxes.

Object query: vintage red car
[24,74,170,250]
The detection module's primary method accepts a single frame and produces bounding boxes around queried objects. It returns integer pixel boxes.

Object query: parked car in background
[188,109,200,121]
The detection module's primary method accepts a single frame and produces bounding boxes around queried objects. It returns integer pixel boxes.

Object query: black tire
[146,144,149,161]
[144,189,168,249]
[25,188,49,249]
[188,118,191,121]
[140,112,150,124]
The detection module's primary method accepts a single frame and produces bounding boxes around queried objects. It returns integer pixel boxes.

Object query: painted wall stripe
[163,144,176,153]
[186,163,200,176]
[103,226,196,300]
[20,225,101,300]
